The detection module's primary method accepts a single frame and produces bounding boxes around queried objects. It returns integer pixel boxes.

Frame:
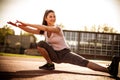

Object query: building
[2,35,36,54]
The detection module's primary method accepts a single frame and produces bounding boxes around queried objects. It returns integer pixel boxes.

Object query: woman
[8,9,119,78]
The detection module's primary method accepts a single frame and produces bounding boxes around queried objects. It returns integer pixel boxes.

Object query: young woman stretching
[8,9,119,78]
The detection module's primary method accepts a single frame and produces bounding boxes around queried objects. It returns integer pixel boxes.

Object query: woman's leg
[88,56,120,77]
[61,51,108,73]
[61,50,119,77]
[87,61,108,73]
[37,46,53,64]
[37,41,57,70]
[37,41,60,63]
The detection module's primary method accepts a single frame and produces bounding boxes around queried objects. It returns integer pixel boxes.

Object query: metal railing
[63,30,120,59]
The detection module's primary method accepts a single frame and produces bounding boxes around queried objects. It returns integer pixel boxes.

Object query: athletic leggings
[37,41,89,67]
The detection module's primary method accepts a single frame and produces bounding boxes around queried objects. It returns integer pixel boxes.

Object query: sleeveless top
[44,26,69,50]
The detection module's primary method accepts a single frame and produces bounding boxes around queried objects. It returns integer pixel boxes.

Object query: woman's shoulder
[55,24,64,30]
[56,24,63,28]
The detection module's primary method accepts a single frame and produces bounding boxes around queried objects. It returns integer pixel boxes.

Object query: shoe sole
[39,68,55,70]
[118,63,120,78]
[39,67,55,70]
[118,61,120,77]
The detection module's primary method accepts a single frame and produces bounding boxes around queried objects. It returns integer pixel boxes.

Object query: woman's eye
[49,16,52,18]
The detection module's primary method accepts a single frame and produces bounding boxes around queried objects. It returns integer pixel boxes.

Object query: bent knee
[37,46,45,51]
[37,47,47,55]
[37,41,48,48]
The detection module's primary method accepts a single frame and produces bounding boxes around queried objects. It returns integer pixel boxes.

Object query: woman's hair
[40,9,55,34]
[42,9,55,25]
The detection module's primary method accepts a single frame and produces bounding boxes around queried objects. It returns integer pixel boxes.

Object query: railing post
[77,31,80,54]
[94,33,97,59]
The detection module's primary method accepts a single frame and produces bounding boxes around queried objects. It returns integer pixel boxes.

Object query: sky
[0,0,120,35]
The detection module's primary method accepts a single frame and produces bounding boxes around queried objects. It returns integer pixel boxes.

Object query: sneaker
[39,63,55,70]
[107,55,119,77]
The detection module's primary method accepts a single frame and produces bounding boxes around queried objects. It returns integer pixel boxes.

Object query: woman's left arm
[27,23,60,33]
[19,21,60,33]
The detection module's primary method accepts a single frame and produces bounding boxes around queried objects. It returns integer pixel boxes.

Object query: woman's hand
[7,20,27,27]
[7,21,17,27]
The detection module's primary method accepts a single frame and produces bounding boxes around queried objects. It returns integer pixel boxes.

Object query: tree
[97,24,117,33]
[84,26,88,31]
[91,24,96,32]
[0,25,14,45]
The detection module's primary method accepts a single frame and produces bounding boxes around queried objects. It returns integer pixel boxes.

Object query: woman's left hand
[7,21,17,27]
[7,20,27,27]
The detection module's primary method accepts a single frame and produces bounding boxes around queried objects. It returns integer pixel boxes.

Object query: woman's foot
[39,63,55,70]
[107,55,119,78]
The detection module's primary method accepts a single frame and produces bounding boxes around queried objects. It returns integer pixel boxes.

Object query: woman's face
[45,12,56,26]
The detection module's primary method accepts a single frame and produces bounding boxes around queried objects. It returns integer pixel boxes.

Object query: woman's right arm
[7,21,40,34]
[19,26,40,34]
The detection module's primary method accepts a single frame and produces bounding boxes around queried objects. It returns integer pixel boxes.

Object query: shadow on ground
[0,70,119,80]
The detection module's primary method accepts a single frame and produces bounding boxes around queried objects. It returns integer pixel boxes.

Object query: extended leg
[87,61,108,72]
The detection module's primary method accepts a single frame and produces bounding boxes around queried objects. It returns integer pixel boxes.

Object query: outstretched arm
[7,21,40,34]
[25,23,60,33]
[15,20,60,33]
